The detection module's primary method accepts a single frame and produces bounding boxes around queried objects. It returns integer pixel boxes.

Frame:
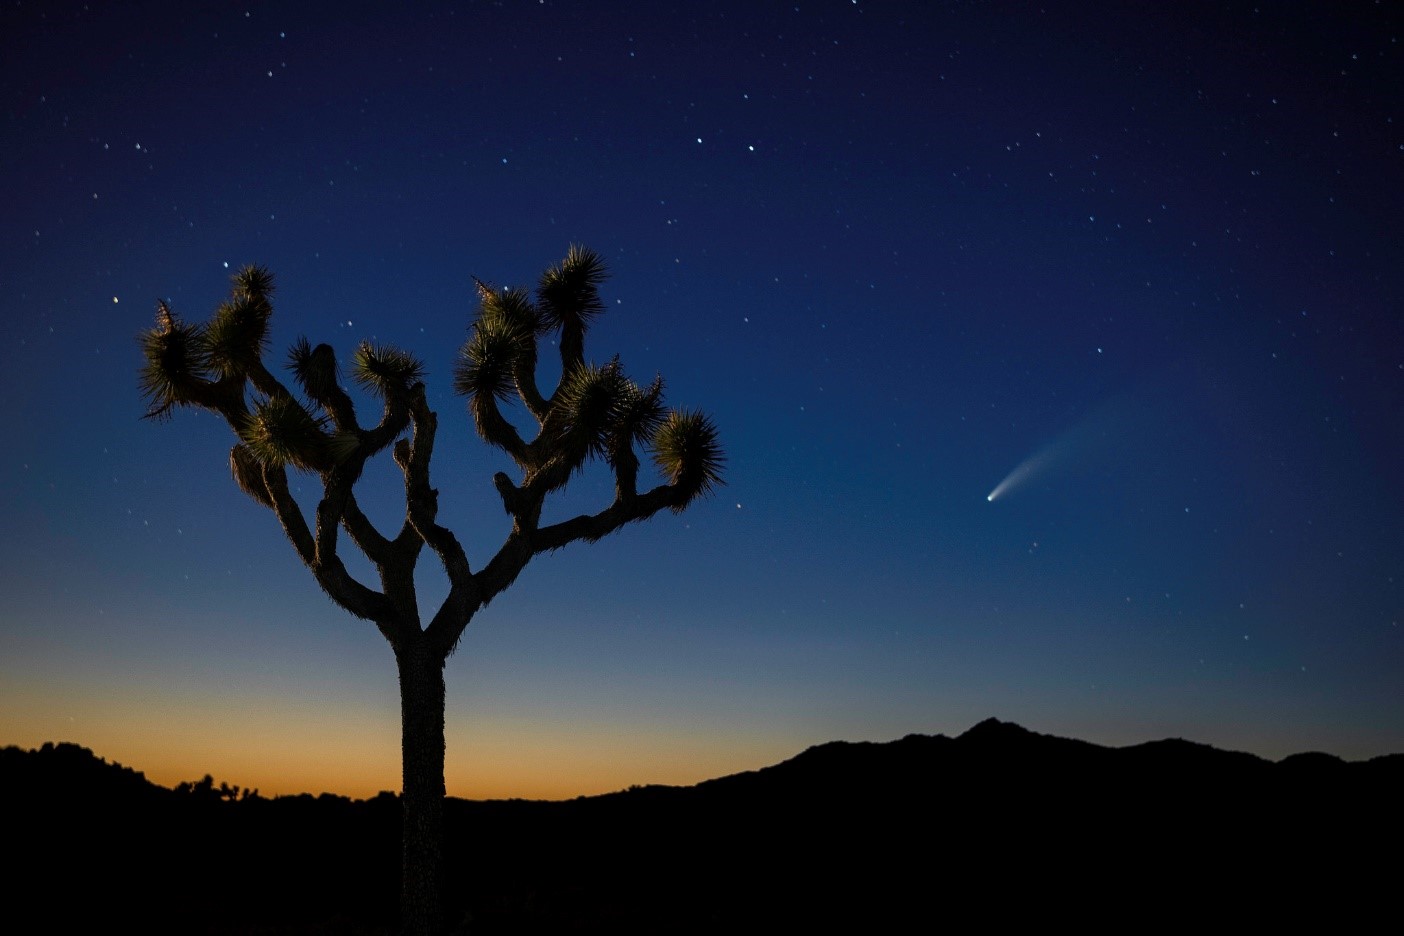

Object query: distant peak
[960,717,1031,740]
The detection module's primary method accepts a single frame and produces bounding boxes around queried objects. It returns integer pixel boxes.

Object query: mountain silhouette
[4,721,1398,933]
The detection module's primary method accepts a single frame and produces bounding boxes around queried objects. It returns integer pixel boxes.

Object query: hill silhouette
[5,720,1399,933]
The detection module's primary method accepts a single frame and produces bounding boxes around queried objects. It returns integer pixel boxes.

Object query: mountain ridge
[5,718,1399,932]
[6,716,1401,805]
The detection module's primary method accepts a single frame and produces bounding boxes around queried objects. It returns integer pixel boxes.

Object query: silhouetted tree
[139,246,723,935]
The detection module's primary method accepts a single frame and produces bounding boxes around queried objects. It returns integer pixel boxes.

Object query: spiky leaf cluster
[289,336,341,404]
[238,395,329,470]
[231,264,275,302]
[611,375,666,452]
[454,287,539,403]
[205,295,273,378]
[454,249,724,508]
[455,247,609,419]
[483,285,545,337]
[546,360,630,463]
[537,244,607,332]
[352,341,424,400]
[652,409,725,507]
[139,302,209,420]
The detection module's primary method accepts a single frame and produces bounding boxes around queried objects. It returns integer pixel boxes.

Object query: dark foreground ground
[5,719,1400,933]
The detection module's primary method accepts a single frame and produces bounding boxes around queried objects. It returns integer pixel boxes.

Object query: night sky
[3,1,1401,800]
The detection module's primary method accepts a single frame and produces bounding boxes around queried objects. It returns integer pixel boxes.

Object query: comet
[986,443,1062,503]
[985,394,1136,504]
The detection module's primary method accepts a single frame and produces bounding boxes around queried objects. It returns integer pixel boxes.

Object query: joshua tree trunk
[396,638,448,936]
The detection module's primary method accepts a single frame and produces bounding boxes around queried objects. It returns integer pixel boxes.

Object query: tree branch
[313,469,399,626]
[245,359,297,405]
[342,493,394,566]
[288,338,362,435]
[450,481,680,643]
[532,483,681,553]
[396,387,479,656]
[512,345,550,424]
[260,463,317,566]
[467,531,534,619]
[469,394,530,467]
[357,396,411,462]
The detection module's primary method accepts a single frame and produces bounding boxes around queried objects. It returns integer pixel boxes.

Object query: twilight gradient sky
[3,1,1401,800]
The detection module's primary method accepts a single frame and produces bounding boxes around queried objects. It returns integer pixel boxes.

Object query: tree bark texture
[396,639,447,936]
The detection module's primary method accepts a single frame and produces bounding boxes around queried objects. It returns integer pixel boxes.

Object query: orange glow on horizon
[0,679,801,800]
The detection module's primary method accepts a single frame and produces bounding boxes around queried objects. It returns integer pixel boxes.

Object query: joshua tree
[138,246,723,935]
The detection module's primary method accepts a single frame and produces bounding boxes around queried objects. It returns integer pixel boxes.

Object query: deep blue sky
[3,0,1401,798]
